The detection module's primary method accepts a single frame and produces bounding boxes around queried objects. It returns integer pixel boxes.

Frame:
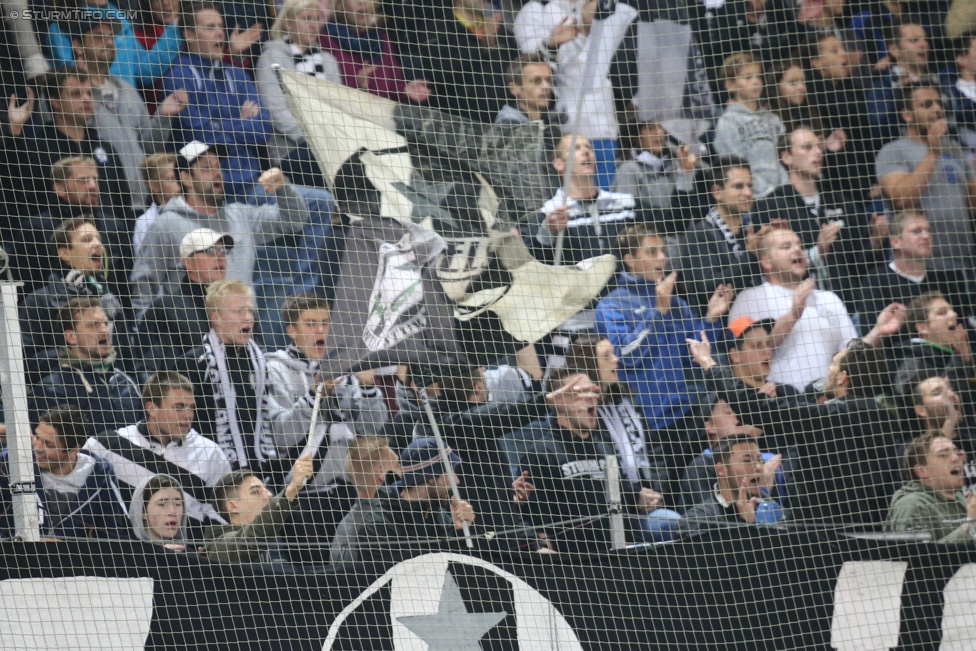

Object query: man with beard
[131,140,311,311]
[34,296,143,435]
[752,125,872,308]
[877,84,976,275]
[679,434,782,535]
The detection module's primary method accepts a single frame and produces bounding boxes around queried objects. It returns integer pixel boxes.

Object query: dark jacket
[424,19,518,124]
[0,450,128,540]
[679,210,763,315]
[855,263,973,334]
[15,201,133,294]
[136,277,212,374]
[412,393,552,551]
[677,491,744,537]
[806,71,875,197]
[34,350,143,436]
[752,183,874,308]
[356,484,476,564]
[517,418,644,554]
[21,269,129,362]
[11,121,132,228]
[203,491,294,563]
[705,363,904,526]
[891,339,976,409]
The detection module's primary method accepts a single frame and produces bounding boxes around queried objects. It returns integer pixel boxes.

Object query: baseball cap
[728,315,775,342]
[67,9,123,40]
[175,140,222,175]
[392,437,462,489]
[180,228,235,260]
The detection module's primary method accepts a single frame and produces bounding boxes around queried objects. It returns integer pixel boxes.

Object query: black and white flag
[279,71,617,375]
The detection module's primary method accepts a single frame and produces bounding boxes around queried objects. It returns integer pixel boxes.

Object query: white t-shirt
[729,281,857,390]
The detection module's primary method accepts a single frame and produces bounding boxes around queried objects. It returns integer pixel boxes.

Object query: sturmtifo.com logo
[322,553,583,650]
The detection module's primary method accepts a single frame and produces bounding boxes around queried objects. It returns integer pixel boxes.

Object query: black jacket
[137,277,212,374]
[518,418,644,554]
[856,263,973,334]
[413,394,552,551]
[705,363,904,526]
[891,339,976,410]
[679,211,763,315]
[424,19,518,124]
[15,201,133,294]
[21,269,130,362]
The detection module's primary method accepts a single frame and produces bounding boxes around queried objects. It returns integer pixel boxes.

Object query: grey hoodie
[128,473,188,544]
[712,102,788,198]
[130,185,310,311]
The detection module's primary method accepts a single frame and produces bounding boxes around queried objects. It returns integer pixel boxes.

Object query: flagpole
[417,387,475,549]
[553,4,610,266]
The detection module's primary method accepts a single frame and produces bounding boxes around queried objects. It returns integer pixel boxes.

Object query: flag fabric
[278,71,616,375]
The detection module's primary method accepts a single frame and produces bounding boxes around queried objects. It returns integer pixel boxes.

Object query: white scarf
[202,331,276,469]
[705,207,743,255]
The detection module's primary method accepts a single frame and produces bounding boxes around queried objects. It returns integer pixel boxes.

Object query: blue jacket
[162,52,273,201]
[34,352,143,437]
[595,272,723,430]
[47,2,182,87]
[0,450,128,539]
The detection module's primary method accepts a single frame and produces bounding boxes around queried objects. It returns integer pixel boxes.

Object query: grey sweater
[884,480,973,543]
[612,156,698,211]
[255,39,341,164]
[130,186,310,311]
[92,74,175,212]
[712,103,787,198]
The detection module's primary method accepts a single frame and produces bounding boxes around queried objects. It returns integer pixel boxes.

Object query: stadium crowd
[2,0,976,562]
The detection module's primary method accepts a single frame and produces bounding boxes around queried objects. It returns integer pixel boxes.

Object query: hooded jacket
[712,102,788,198]
[265,344,389,487]
[34,349,143,436]
[885,480,973,543]
[0,450,128,540]
[161,51,273,201]
[596,271,724,430]
[131,186,310,311]
[128,473,189,544]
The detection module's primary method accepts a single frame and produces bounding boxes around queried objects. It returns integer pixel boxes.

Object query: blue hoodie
[0,450,128,540]
[162,51,274,201]
[596,272,723,430]
[47,2,182,88]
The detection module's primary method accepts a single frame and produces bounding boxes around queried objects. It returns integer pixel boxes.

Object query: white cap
[176,140,217,173]
[180,228,235,261]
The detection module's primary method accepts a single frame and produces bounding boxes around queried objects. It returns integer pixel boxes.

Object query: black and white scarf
[705,207,743,256]
[286,36,335,80]
[202,331,277,470]
[598,395,651,484]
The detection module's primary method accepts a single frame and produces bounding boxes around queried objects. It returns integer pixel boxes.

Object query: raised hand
[512,471,535,503]
[158,89,188,117]
[547,15,579,48]
[761,454,782,495]
[7,87,35,137]
[240,99,261,120]
[229,23,263,55]
[735,476,760,524]
[655,271,678,316]
[863,302,906,348]
[686,330,715,369]
[259,167,287,193]
[816,221,841,256]
[285,453,315,500]
[404,79,431,103]
[637,488,663,513]
[705,283,735,323]
[450,495,476,530]
[793,277,815,312]
[544,205,570,234]
[677,144,700,173]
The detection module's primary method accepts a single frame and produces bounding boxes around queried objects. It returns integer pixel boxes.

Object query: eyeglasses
[195,246,226,256]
